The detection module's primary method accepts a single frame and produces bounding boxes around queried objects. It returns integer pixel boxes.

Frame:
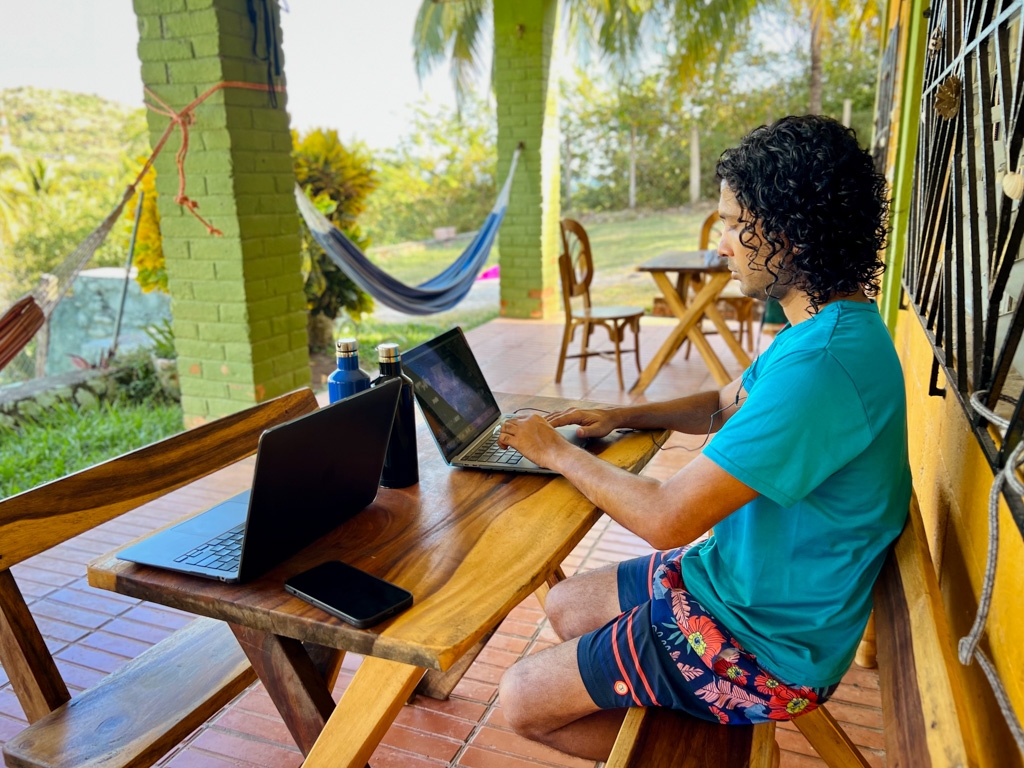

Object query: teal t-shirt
[689,300,911,687]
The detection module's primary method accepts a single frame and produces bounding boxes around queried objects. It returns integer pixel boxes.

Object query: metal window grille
[901,0,1024,537]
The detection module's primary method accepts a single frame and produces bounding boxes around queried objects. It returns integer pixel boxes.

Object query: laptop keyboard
[464,433,525,465]
[174,524,245,572]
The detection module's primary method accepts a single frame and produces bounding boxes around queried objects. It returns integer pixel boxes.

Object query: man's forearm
[608,390,725,434]
[550,442,673,546]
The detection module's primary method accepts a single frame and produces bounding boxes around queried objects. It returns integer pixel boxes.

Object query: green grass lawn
[0,400,184,499]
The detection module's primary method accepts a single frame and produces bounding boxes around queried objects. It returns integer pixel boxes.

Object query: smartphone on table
[284,560,413,629]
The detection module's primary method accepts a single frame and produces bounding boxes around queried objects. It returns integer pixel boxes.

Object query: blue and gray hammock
[295,146,521,315]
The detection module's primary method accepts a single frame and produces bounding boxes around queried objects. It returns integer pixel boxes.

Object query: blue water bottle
[327,338,370,403]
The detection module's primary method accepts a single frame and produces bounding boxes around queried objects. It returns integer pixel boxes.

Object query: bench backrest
[874,491,976,767]
[0,389,318,723]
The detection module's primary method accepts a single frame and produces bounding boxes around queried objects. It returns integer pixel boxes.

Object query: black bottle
[372,342,419,488]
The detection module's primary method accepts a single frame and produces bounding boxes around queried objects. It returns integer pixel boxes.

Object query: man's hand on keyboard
[496,414,574,470]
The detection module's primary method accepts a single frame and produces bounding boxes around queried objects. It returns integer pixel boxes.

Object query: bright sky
[0,0,490,150]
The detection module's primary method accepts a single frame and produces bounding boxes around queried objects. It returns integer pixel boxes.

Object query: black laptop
[402,327,587,474]
[117,380,401,583]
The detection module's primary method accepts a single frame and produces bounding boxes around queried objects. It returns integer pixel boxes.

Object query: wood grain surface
[0,389,318,569]
[605,706,776,768]
[0,570,70,724]
[88,394,668,673]
[2,618,255,768]
[874,492,975,768]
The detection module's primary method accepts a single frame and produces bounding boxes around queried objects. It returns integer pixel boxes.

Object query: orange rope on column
[131,81,286,236]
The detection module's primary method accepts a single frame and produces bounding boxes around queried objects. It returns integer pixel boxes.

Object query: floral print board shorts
[575,546,840,725]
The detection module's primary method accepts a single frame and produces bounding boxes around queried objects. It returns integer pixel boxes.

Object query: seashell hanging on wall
[934,76,961,120]
[929,27,944,58]
[1003,171,1024,200]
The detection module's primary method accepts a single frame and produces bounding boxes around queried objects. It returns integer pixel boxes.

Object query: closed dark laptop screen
[403,330,500,459]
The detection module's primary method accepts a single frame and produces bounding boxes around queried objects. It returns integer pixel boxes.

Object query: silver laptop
[117,381,401,583]
[402,327,587,474]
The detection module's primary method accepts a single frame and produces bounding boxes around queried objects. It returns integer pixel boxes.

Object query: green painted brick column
[134,0,309,427]
[493,0,561,319]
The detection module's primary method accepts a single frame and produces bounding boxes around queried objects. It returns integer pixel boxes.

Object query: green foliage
[563,22,880,213]
[109,347,178,405]
[124,159,165,294]
[0,88,148,305]
[293,128,377,321]
[144,318,176,359]
[361,97,496,245]
[0,399,183,499]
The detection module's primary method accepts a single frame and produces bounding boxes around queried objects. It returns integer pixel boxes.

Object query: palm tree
[413,0,656,106]
[413,0,878,115]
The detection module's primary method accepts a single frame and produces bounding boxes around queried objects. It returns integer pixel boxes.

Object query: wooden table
[632,250,752,395]
[88,393,667,768]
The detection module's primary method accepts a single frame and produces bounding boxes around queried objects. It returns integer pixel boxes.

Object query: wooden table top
[637,249,728,273]
[88,393,667,674]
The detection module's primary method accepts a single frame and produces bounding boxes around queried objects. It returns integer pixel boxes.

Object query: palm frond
[665,0,761,86]
[412,0,489,108]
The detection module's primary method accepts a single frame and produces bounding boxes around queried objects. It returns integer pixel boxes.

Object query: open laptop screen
[403,328,501,461]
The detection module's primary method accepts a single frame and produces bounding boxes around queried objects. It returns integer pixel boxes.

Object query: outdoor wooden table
[87,392,667,768]
[632,250,752,395]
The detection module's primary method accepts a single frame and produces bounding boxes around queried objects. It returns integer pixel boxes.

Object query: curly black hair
[715,115,889,313]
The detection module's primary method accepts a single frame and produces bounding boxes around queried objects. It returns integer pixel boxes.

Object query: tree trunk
[689,123,701,205]
[564,132,572,211]
[809,12,823,114]
[307,313,335,352]
[629,124,637,210]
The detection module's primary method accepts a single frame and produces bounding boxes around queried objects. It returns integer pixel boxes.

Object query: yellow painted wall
[895,307,1024,767]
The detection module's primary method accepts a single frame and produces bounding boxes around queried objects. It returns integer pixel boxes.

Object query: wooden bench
[605,491,975,768]
[0,389,319,768]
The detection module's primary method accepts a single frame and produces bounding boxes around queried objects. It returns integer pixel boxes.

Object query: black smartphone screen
[284,561,413,629]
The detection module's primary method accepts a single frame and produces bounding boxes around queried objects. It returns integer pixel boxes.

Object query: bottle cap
[377,342,401,362]
[336,338,358,357]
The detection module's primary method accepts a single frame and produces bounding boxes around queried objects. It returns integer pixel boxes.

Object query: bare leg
[499,636,626,761]
[544,561,625,641]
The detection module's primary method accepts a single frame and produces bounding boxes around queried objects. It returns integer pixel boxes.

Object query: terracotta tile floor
[0,317,885,767]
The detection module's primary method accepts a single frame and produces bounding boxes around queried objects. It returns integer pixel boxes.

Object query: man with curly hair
[495,115,911,759]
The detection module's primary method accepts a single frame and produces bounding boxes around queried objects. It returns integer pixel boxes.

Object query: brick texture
[134,0,309,426]
[494,0,561,320]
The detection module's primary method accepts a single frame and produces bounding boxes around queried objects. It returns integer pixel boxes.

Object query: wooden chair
[0,389,320,768]
[684,212,756,357]
[605,489,974,768]
[556,219,643,389]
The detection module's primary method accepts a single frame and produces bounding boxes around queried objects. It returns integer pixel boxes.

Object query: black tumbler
[372,342,419,488]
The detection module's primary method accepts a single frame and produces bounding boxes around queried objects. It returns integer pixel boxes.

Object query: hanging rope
[960,391,1024,757]
[139,81,285,235]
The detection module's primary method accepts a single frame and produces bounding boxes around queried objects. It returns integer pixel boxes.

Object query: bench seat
[604,491,973,768]
[608,708,777,768]
[3,617,256,768]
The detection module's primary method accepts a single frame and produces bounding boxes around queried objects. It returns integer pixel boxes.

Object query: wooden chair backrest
[559,219,595,312]
[0,388,319,570]
[699,211,723,251]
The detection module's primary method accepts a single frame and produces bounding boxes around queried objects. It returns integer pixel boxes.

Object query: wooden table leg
[230,624,339,756]
[631,274,731,395]
[302,656,425,768]
[687,329,730,385]
[703,301,752,369]
[534,565,567,611]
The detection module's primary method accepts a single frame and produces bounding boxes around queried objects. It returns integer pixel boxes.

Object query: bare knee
[545,575,618,640]
[544,580,577,640]
[499,660,548,740]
